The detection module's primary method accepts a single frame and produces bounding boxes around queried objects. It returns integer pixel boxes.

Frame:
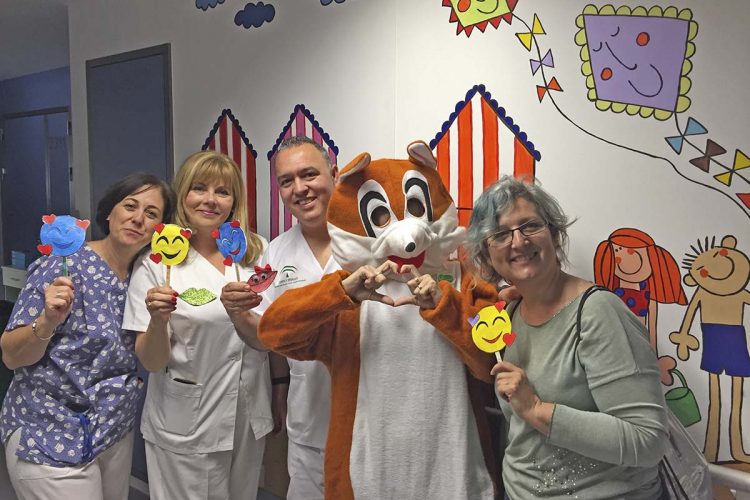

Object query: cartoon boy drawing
[671,235,750,463]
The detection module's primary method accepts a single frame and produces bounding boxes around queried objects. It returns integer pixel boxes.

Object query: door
[86,43,173,240]
[1,109,70,265]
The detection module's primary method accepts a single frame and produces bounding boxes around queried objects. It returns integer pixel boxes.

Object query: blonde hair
[173,151,263,266]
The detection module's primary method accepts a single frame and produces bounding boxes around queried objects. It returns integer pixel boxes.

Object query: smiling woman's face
[106,185,165,250]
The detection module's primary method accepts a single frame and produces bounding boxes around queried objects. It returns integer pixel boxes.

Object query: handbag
[659,408,712,499]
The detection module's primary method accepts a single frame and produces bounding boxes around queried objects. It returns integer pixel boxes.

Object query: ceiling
[0,0,69,81]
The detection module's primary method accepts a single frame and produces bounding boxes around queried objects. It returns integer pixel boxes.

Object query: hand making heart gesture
[341,260,400,306]
[342,261,443,309]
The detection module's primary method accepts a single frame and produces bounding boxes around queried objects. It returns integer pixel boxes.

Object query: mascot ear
[339,152,371,181]
[407,141,437,170]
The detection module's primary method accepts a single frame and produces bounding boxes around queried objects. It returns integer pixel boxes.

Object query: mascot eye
[251,276,261,284]
[371,206,391,227]
[406,198,425,217]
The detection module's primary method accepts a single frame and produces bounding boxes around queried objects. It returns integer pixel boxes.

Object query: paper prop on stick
[212,220,247,281]
[179,287,217,306]
[38,214,90,276]
[150,223,191,286]
[469,300,516,361]
[247,264,277,293]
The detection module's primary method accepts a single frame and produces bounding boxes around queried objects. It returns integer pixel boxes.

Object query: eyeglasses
[486,219,548,248]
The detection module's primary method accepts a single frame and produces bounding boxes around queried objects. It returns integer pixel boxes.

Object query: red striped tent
[266,104,339,239]
[201,109,259,232]
[430,84,541,226]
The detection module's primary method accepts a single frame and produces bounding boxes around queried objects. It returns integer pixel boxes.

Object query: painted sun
[443,0,517,37]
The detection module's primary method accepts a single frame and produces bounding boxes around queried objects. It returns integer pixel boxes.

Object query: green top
[500,290,668,499]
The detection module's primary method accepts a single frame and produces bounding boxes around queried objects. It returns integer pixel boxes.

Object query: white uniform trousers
[4,429,134,500]
[287,440,324,500]
[145,378,266,500]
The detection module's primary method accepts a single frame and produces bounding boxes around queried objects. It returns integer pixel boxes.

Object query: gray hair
[466,175,574,283]
[275,136,332,168]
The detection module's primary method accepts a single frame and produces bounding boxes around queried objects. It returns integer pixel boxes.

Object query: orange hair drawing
[594,227,687,305]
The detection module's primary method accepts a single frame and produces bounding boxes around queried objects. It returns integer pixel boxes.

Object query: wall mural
[196,0,225,10]
[574,5,749,218]
[442,0,517,37]
[266,105,339,239]
[672,235,750,464]
[429,84,539,227]
[594,228,691,421]
[234,2,275,29]
[195,0,276,30]
[435,0,749,479]
[201,109,259,232]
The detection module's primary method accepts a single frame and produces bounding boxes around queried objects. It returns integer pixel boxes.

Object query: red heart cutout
[180,229,192,239]
[223,256,233,266]
[37,244,53,255]
[230,220,241,228]
[76,219,90,229]
[149,253,162,264]
[502,331,517,347]
[42,214,56,224]
[211,229,220,239]
[154,223,165,234]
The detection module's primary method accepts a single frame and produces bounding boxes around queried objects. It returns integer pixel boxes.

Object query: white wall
[68,0,750,465]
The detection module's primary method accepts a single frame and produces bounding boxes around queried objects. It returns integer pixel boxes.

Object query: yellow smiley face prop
[469,300,516,354]
[150,223,192,266]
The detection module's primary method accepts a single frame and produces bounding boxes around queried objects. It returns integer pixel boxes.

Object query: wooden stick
[495,351,503,362]
[166,265,171,288]
[235,263,241,282]
[62,256,68,277]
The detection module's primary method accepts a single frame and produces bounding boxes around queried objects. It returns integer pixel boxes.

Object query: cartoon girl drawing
[594,228,687,359]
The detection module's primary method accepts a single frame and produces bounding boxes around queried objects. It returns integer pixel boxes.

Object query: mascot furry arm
[259,142,499,500]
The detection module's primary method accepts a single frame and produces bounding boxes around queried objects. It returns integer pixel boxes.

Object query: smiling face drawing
[685,236,750,297]
[583,14,689,111]
[469,301,517,353]
[38,214,90,257]
[150,223,191,266]
[446,0,515,35]
[613,245,653,284]
[212,220,247,266]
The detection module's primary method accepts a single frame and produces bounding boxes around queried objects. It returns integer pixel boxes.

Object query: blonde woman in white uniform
[123,151,272,500]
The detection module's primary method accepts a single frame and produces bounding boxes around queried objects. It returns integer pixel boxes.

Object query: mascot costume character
[259,142,499,499]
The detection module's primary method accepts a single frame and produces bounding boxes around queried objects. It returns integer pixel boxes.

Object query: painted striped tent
[266,104,339,239]
[201,109,259,232]
[430,84,541,226]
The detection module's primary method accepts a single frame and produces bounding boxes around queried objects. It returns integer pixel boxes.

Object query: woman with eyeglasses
[466,176,668,499]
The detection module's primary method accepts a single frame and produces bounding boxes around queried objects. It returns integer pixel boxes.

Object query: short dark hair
[95,172,176,235]
[275,136,332,168]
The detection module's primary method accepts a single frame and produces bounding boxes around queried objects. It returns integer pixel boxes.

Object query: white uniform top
[256,224,333,449]
[123,248,273,454]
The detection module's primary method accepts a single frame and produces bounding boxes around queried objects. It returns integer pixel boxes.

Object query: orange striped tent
[201,109,259,232]
[430,84,541,226]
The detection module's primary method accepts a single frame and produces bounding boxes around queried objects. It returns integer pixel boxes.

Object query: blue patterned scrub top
[0,245,143,466]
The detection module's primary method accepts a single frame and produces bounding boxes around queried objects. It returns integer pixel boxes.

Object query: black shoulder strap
[508,284,609,334]
[508,297,522,320]
[575,285,609,337]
